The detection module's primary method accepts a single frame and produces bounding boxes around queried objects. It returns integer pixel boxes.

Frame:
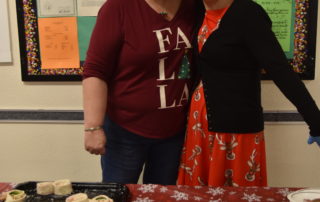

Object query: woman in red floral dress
[178,0,320,187]
[177,1,266,186]
[177,79,267,186]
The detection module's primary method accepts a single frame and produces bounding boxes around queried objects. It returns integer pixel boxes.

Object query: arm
[82,0,124,154]
[83,77,107,155]
[244,3,320,140]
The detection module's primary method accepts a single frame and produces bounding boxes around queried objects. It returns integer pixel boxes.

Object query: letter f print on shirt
[153,27,192,109]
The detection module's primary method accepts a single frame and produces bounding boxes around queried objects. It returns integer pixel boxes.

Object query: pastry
[304,199,320,202]
[66,193,89,202]
[53,179,73,195]
[36,182,54,195]
[91,195,113,202]
[0,192,7,201]
[4,190,26,202]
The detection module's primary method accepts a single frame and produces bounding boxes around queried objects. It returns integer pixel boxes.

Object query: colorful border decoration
[16,0,318,81]
[17,0,82,81]
[291,0,316,75]
[259,0,317,79]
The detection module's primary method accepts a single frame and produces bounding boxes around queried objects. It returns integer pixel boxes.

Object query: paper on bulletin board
[253,0,295,58]
[38,17,80,69]
[77,0,106,16]
[77,17,97,61]
[0,0,12,63]
[37,0,77,17]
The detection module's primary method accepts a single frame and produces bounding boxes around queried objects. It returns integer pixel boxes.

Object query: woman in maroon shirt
[82,0,197,184]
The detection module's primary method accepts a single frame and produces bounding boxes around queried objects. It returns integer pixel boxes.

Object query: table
[0,182,301,201]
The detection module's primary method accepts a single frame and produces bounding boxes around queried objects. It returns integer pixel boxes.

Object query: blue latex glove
[307,136,320,147]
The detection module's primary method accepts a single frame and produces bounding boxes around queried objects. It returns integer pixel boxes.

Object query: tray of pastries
[1,180,129,202]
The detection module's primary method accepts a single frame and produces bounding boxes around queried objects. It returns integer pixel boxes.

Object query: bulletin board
[16,0,105,81]
[254,0,318,80]
[16,0,318,81]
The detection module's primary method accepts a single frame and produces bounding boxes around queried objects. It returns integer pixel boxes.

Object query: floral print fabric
[177,7,267,186]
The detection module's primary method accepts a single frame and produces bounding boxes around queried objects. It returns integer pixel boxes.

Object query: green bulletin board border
[254,0,296,59]
[258,0,317,79]
[16,0,318,81]
[286,1,295,59]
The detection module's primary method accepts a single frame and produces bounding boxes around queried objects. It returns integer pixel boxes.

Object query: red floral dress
[177,7,267,187]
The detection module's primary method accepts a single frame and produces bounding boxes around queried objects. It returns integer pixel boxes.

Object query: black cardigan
[197,0,320,136]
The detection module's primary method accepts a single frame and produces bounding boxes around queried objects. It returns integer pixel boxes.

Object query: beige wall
[0,123,101,182]
[0,0,319,187]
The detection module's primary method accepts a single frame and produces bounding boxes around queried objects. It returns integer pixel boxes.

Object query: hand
[84,129,106,155]
[307,136,320,147]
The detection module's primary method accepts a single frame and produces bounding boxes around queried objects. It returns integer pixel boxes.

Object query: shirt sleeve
[82,0,124,83]
[243,3,320,137]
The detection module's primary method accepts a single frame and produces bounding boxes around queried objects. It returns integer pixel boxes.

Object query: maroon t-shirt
[83,0,196,138]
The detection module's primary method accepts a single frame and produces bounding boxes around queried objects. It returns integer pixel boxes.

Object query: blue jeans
[101,118,185,185]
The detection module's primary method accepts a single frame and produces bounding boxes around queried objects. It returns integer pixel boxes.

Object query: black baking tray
[14,181,130,202]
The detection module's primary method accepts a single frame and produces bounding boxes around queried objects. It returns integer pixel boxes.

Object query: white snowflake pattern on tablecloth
[10,183,17,188]
[244,187,258,193]
[229,191,237,195]
[209,199,222,202]
[171,190,189,201]
[266,198,275,201]
[159,186,168,193]
[194,186,203,190]
[206,187,226,196]
[137,184,158,193]
[241,193,262,202]
[177,185,188,189]
[132,197,154,202]
[194,196,203,201]
[277,188,292,197]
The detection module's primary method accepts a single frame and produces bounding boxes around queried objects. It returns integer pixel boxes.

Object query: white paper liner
[287,188,320,202]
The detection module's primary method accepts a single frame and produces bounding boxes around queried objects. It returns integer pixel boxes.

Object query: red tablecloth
[0,182,301,201]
